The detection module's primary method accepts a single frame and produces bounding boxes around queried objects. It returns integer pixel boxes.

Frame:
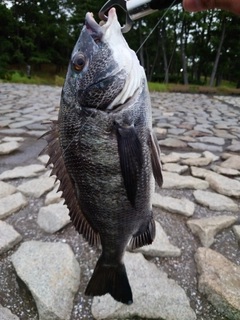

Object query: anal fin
[130,217,156,250]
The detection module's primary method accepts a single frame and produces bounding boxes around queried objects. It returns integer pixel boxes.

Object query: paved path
[0,83,240,320]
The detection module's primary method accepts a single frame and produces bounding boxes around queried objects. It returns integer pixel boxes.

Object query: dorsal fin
[40,121,100,247]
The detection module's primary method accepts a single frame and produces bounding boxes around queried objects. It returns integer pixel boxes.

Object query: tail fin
[85,255,133,305]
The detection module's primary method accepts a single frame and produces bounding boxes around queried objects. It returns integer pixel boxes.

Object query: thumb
[183,0,240,15]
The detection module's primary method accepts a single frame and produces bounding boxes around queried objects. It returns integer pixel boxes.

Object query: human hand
[183,0,240,16]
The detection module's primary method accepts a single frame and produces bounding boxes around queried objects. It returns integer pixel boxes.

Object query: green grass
[148,82,168,92]
[2,70,240,95]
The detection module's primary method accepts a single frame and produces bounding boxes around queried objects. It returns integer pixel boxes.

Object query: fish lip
[85,12,102,38]
[85,8,117,38]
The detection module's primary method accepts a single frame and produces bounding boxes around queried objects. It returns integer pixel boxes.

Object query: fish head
[62,8,145,111]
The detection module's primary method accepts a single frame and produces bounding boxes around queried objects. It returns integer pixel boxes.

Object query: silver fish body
[42,8,162,305]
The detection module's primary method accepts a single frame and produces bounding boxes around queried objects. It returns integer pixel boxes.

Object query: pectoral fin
[115,122,143,207]
[150,133,163,187]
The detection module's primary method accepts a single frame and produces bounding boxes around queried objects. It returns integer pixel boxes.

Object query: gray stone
[0,220,22,254]
[11,241,80,320]
[0,128,26,136]
[8,120,35,129]
[193,190,239,212]
[233,225,240,241]
[2,136,24,142]
[181,157,212,167]
[188,142,223,152]
[153,192,195,217]
[197,136,225,145]
[38,154,50,164]
[0,141,20,155]
[168,128,186,135]
[163,172,209,190]
[163,163,188,174]
[159,138,187,148]
[174,135,196,142]
[187,215,236,247]
[130,221,181,257]
[194,125,212,134]
[195,247,240,320]
[211,165,240,176]
[202,151,219,162]
[92,252,196,320]
[227,143,240,152]
[17,175,56,198]
[0,181,17,199]
[45,184,62,205]
[172,152,202,159]
[161,153,180,164]
[153,127,167,135]
[221,152,235,160]
[0,305,20,320]
[220,155,240,170]
[157,122,175,129]
[37,202,70,233]
[0,164,46,180]
[25,130,46,138]
[212,129,236,139]
[0,192,28,219]
[205,172,240,198]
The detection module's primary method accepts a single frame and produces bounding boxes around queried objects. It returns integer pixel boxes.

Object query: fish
[41,7,162,305]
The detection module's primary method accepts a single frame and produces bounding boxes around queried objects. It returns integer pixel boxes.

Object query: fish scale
[41,8,162,305]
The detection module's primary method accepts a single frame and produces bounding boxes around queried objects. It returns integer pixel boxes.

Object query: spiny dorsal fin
[40,121,100,247]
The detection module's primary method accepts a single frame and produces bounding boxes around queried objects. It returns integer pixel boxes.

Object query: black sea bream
[41,8,162,305]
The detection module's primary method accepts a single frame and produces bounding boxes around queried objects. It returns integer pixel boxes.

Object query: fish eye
[73,54,86,71]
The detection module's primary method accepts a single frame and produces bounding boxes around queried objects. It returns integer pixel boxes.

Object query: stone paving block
[92,252,196,320]
[17,176,56,198]
[11,241,80,320]
[162,163,188,174]
[0,192,28,219]
[0,164,46,180]
[0,181,17,199]
[195,247,240,320]
[233,225,240,241]
[0,305,20,320]
[163,171,209,190]
[187,215,236,247]
[153,192,195,216]
[193,190,239,212]
[206,172,240,198]
[0,141,20,155]
[37,202,70,233]
[0,220,22,254]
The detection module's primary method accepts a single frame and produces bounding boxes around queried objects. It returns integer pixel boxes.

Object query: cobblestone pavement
[0,83,240,320]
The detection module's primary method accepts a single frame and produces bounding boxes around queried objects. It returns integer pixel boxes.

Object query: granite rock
[92,252,196,320]
[195,247,240,320]
[187,215,236,247]
[11,241,80,320]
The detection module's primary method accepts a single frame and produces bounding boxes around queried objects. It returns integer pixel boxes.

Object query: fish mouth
[85,8,117,41]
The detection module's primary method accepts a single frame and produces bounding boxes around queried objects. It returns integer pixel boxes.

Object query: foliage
[0,1,239,87]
